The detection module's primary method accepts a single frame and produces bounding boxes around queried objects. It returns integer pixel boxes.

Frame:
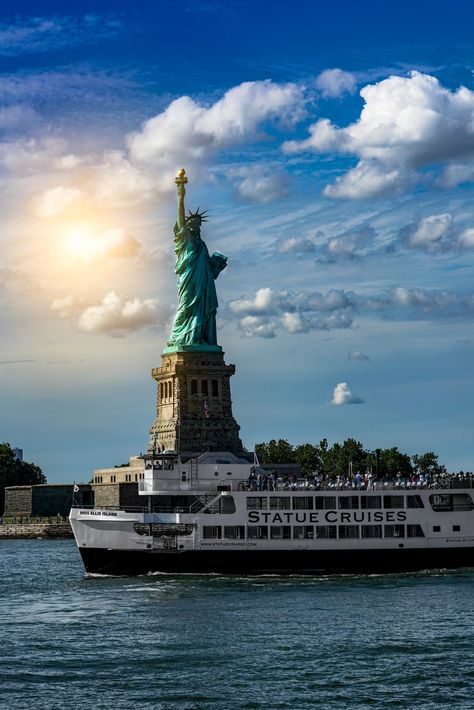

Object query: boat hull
[80,546,474,576]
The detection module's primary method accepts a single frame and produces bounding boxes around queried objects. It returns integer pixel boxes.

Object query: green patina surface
[165,170,227,354]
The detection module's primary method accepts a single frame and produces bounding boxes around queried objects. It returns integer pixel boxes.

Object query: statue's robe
[168,223,227,347]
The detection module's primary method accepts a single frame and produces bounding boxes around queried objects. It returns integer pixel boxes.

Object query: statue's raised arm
[175,168,188,230]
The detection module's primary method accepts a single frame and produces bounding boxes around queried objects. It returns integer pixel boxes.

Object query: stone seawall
[0,523,73,539]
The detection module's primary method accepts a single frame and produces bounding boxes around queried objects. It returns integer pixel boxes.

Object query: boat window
[203,525,221,539]
[215,496,236,514]
[433,525,441,532]
[270,497,291,510]
[429,494,474,511]
[383,495,405,509]
[247,497,268,510]
[338,525,359,539]
[407,495,424,509]
[293,526,314,539]
[407,524,425,537]
[338,496,359,509]
[362,525,382,538]
[247,525,268,539]
[315,525,337,539]
[315,496,336,510]
[292,496,313,510]
[384,524,405,538]
[270,526,291,540]
[224,526,245,539]
[153,460,163,470]
[453,525,461,532]
[360,496,381,509]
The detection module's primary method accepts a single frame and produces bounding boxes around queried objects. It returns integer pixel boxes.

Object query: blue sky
[1,0,473,482]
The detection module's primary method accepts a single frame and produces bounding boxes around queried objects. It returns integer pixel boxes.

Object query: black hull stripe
[79,547,474,576]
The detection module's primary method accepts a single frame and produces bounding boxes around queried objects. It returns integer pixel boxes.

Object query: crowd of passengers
[245,469,474,492]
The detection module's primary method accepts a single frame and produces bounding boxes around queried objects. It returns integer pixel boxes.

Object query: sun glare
[64,222,100,263]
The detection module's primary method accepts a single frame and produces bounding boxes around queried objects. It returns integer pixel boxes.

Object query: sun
[64,221,100,263]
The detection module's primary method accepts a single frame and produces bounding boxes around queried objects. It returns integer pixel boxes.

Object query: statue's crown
[187,208,208,223]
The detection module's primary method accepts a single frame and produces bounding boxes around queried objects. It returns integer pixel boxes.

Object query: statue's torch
[175,168,188,196]
[175,169,188,225]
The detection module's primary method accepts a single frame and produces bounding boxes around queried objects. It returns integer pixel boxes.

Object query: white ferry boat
[69,450,474,576]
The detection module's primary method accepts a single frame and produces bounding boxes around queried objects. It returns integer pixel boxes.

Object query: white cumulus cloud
[348,350,370,362]
[77,292,165,334]
[283,71,474,198]
[229,287,276,316]
[331,382,364,405]
[458,228,474,248]
[323,160,411,199]
[33,186,84,218]
[229,287,355,337]
[405,212,453,251]
[51,292,171,335]
[324,225,375,259]
[277,237,317,254]
[315,69,357,98]
[238,315,276,339]
[127,80,306,190]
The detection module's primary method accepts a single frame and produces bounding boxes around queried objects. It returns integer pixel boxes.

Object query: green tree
[0,443,46,513]
[412,452,446,477]
[294,443,321,477]
[378,447,413,479]
[326,438,368,479]
[255,439,295,465]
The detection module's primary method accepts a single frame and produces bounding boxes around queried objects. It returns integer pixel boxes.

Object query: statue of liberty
[165,169,227,352]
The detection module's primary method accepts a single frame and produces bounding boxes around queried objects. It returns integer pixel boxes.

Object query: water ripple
[0,540,473,709]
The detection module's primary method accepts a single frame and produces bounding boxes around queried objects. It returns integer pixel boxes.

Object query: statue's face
[187,218,201,236]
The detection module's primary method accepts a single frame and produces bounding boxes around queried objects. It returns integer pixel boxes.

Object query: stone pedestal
[148,350,243,458]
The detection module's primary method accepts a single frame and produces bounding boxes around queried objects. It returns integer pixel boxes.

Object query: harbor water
[1,539,473,709]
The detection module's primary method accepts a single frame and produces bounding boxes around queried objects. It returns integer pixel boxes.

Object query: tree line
[255,438,450,479]
[0,443,45,513]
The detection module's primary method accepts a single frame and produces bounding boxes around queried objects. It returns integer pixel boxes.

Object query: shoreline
[0,523,73,539]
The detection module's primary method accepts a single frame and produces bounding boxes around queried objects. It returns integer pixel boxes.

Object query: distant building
[90,456,145,510]
[92,455,144,485]
[3,456,146,516]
